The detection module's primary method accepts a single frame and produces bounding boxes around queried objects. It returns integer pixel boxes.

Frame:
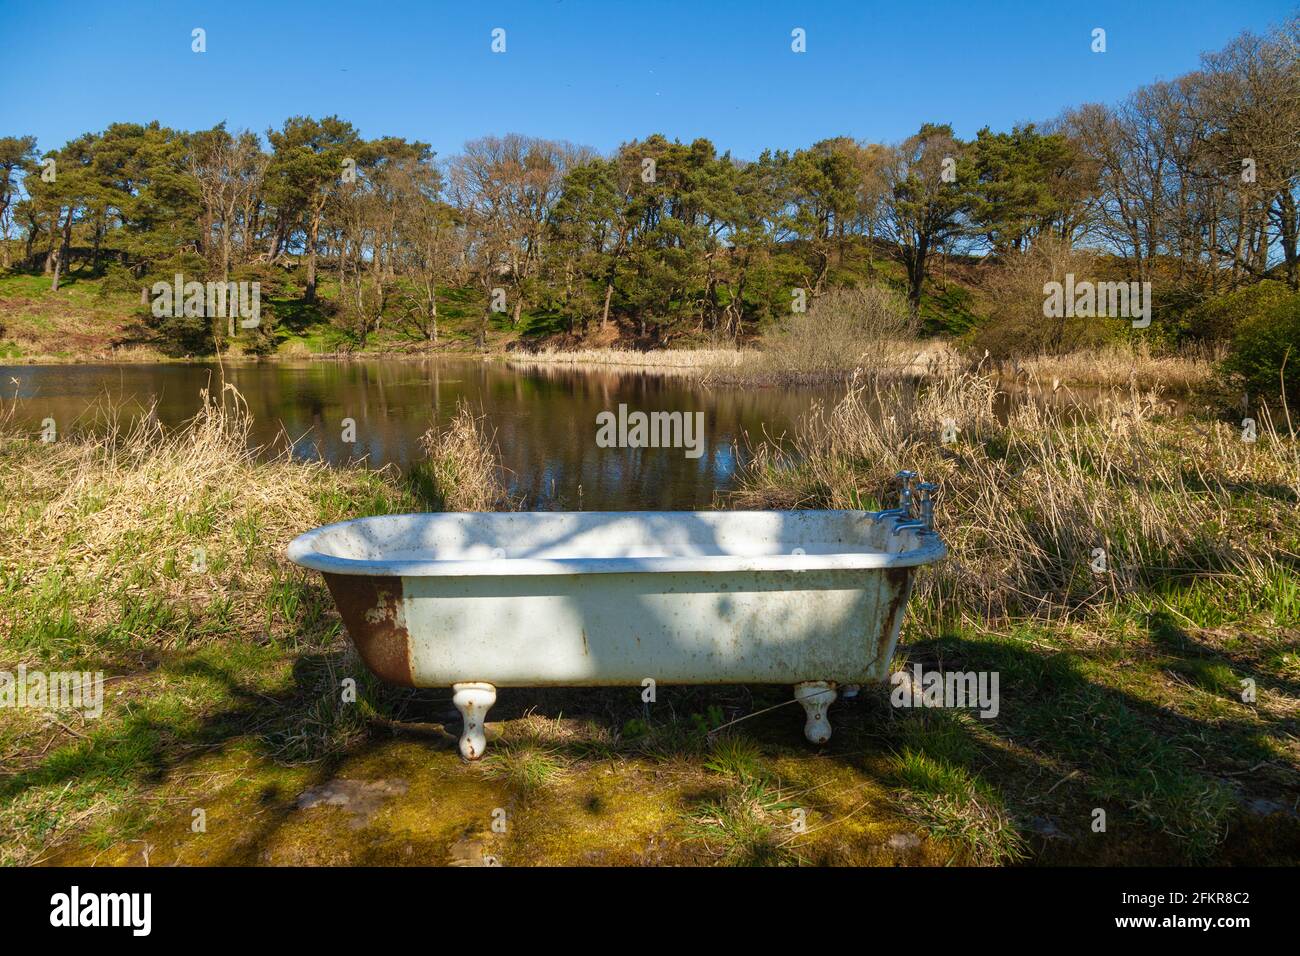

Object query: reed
[734,368,1298,626]
[417,400,514,512]
[734,369,1299,862]
[992,341,1221,393]
[502,348,755,380]
[0,385,507,864]
[0,384,406,660]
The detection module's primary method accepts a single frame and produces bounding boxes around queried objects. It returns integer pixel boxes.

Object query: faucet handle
[895,470,918,514]
[916,482,938,530]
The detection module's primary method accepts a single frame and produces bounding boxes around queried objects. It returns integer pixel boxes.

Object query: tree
[0,136,38,268]
[88,122,200,275]
[968,124,1095,256]
[189,126,267,281]
[265,116,361,301]
[378,143,454,345]
[450,134,587,330]
[1199,16,1300,289]
[879,123,972,310]
[784,137,864,293]
[547,157,618,334]
[25,133,104,291]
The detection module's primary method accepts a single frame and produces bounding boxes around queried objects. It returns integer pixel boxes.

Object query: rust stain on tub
[883,567,913,622]
[881,567,914,646]
[324,574,415,686]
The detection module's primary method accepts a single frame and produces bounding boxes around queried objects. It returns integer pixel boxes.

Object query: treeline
[0,16,1295,355]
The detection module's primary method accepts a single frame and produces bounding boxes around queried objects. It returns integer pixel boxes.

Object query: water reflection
[2,359,836,511]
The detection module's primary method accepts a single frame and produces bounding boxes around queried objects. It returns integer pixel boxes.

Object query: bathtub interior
[301,510,909,564]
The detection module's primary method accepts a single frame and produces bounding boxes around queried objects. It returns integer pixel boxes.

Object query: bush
[97,262,141,297]
[761,284,915,374]
[230,317,278,357]
[1220,290,1300,404]
[1179,280,1293,344]
[971,237,1123,358]
[230,260,297,298]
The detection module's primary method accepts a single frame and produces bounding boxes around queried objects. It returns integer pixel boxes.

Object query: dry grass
[735,369,1300,861]
[417,400,514,512]
[503,347,754,377]
[0,346,176,365]
[0,383,416,661]
[996,341,1221,393]
[495,338,1214,393]
[734,368,1300,625]
[0,385,459,864]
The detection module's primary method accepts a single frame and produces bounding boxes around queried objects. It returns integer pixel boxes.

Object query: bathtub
[287,497,945,759]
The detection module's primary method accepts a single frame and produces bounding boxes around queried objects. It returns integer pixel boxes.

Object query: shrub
[230,260,297,298]
[1220,290,1300,404]
[146,307,214,356]
[971,237,1123,358]
[97,262,140,296]
[1180,280,1293,344]
[761,284,916,374]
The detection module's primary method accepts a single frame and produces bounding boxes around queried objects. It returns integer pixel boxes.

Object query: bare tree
[189,127,268,280]
[450,135,590,331]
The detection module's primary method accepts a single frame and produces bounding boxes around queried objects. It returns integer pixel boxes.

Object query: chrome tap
[894,481,938,535]
[872,470,917,520]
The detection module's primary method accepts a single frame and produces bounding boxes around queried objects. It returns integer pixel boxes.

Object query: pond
[1,359,839,511]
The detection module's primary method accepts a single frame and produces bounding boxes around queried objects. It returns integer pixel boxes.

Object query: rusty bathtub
[287,487,945,759]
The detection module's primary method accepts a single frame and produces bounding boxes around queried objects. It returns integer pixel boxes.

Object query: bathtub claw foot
[452,682,497,760]
[794,681,837,745]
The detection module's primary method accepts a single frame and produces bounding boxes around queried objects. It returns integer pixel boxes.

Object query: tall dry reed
[0,384,407,654]
[734,370,1299,626]
[417,400,514,511]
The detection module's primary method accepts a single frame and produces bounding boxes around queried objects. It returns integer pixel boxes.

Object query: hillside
[0,244,985,362]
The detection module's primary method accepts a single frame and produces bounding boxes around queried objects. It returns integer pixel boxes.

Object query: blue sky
[1,0,1292,160]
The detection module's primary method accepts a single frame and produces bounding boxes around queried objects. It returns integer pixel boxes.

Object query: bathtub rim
[286,509,947,578]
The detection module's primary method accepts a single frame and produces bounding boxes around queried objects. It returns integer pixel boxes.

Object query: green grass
[3,372,1298,866]
[878,603,1296,864]
[686,737,803,866]
[482,746,568,793]
[893,747,1025,865]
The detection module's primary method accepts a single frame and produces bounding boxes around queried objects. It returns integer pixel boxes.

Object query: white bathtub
[288,507,945,758]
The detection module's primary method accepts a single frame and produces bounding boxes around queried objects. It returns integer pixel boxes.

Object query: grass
[999,341,1220,393]
[481,745,568,793]
[504,347,754,374]
[685,737,803,866]
[416,400,514,512]
[735,369,1298,622]
[893,747,1026,865]
[0,270,172,363]
[505,339,1211,395]
[1,362,1297,866]
[0,384,424,661]
[734,368,1300,863]
[685,777,802,866]
[0,383,437,863]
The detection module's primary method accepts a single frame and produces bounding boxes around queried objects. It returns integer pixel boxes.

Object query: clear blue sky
[1,0,1292,160]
